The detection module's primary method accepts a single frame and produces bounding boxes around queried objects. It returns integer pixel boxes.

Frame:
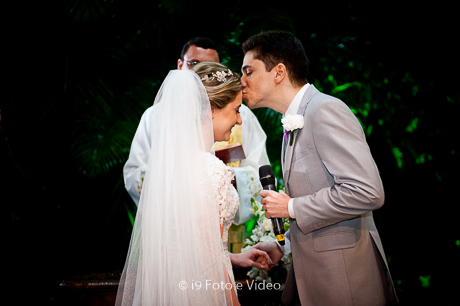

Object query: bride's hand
[230,248,273,270]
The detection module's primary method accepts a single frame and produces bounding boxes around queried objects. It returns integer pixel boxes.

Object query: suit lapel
[283,85,320,193]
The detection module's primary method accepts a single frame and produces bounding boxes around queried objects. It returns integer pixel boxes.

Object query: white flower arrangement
[281,114,304,146]
[242,198,292,283]
[246,168,263,200]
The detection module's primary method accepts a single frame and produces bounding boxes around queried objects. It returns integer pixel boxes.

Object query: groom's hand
[260,190,290,218]
[253,242,284,271]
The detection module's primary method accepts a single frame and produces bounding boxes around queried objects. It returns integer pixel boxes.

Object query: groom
[242,31,398,305]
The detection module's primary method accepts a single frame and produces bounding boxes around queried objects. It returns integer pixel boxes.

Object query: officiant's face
[177,45,220,70]
[212,91,243,142]
[241,51,274,109]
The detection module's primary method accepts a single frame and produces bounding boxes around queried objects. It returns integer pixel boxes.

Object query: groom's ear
[273,63,287,84]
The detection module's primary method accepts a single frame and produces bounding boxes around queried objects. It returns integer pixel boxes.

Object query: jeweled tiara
[201,69,233,83]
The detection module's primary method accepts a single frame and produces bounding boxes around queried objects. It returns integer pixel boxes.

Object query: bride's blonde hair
[193,62,242,109]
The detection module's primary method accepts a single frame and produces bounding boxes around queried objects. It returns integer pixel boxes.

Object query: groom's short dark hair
[242,31,308,87]
[180,37,220,61]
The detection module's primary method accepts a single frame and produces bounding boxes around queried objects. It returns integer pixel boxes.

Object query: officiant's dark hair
[242,31,308,87]
[180,37,220,62]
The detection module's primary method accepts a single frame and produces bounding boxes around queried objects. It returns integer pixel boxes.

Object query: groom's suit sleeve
[292,97,384,235]
[123,107,153,205]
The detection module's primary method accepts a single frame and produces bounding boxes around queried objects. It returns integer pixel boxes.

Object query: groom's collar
[283,83,310,118]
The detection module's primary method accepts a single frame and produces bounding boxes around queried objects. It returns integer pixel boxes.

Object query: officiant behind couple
[115,62,271,306]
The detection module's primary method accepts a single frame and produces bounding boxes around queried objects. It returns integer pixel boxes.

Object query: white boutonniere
[281,114,304,146]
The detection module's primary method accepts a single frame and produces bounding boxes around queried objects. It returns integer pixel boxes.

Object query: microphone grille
[259,165,273,178]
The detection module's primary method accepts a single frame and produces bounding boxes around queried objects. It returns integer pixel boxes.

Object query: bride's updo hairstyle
[193,62,243,109]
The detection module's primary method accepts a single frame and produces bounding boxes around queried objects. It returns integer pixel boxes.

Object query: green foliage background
[3,0,458,305]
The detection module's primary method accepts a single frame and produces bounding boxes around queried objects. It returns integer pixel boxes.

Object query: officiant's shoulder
[142,104,158,118]
[137,104,162,127]
[239,103,256,119]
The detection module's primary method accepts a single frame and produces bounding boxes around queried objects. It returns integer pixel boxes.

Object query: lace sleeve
[204,154,235,226]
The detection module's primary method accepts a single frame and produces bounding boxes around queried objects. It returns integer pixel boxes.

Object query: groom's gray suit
[281,85,397,306]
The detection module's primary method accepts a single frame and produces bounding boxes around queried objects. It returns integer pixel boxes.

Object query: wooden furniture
[215,143,245,164]
[58,272,120,306]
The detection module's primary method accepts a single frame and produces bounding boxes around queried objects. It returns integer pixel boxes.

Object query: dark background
[3,0,458,305]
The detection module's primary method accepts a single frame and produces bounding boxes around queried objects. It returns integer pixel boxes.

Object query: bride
[116,62,271,305]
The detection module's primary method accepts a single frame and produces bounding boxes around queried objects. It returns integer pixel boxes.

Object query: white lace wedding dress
[116,70,240,305]
[204,152,240,295]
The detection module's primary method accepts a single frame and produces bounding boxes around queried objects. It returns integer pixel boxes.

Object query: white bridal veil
[116,70,232,305]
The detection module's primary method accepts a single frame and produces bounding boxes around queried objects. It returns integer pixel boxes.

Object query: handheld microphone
[259,165,285,245]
